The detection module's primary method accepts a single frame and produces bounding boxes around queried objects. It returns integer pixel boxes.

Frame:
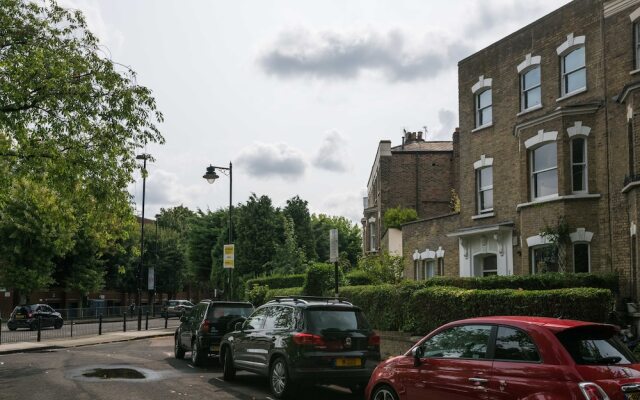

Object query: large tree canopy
[0,0,164,296]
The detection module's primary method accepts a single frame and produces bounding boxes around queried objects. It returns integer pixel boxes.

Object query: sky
[60,0,571,223]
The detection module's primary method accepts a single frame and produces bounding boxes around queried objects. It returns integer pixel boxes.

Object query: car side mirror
[179,315,187,323]
[235,321,244,331]
[411,346,424,367]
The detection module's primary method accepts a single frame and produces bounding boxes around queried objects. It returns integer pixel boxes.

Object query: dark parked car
[7,304,63,330]
[219,296,380,399]
[174,300,254,366]
[366,316,640,400]
[162,299,195,318]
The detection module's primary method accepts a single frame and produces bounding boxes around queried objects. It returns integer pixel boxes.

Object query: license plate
[211,345,220,352]
[335,358,361,368]
[627,393,640,400]
[15,315,24,319]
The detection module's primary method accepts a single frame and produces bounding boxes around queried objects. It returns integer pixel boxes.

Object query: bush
[345,270,373,286]
[245,274,305,290]
[263,287,304,305]
[357,252,404,284]
[396,272,619,293]
[246,284,270,306]
[303,262,346,296]
[383,206,418,229]
[340,284,613,335]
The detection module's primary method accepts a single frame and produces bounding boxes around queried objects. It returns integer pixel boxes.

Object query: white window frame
[425,259,436,278]
[571,137,588,194]
[471,76,493,130]
[531,245,559,274]
[556,33,586,98]
[517,54,542,113]
[476,166,494,214]
[530,142,558,201]
[631,8,640,70]
[369,222,376,251]
[572,242,591,273]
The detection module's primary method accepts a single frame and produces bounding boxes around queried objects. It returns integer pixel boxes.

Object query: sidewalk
[0,328,174,355]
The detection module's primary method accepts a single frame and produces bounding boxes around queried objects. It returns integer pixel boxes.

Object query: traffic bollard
[145,311,149,330]
[0,317,2,345]
[137,307,142,331]
[37,315,41,342]
[164,313,168,329]
[71,319,74,337]
[99,314,103,335]
[123,312,127,332]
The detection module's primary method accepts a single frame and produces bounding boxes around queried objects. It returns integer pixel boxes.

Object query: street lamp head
[203,165,219,184]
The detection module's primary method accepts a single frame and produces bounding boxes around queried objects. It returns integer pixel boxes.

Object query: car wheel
[174,336,185,359]
[269,357,294,399]
[222,346,236,381]
[29,322,37,331]
[372,385,399,400]
[54,319,63,329]
[7,322,16,331]
[191,339,205,367]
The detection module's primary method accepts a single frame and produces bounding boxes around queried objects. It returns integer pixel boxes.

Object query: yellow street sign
[223,244,235,269]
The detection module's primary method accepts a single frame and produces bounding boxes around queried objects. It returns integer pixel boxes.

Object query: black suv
[7,304,63,330]
[174,300,254,366]
[219,296,380,398]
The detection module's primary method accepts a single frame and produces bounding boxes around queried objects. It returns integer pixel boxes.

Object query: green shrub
[303,262,346,296]
[263,287,304,305]
[356,252,404,284]
[246,284,270,306]
[340,284,613,335]
[245,274,305,290]
[383,206,418,229]
[396,272,619,293]
[345,270,373,286]
[404,286,613,335]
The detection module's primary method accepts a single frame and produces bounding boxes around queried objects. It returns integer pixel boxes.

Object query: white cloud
[464,0,547,35]
[312,131,351,172]
[58,0,125,55]
[316,191,365,224]
[258,27,472,82]
[436,109,457,136]
[236,142,307,179]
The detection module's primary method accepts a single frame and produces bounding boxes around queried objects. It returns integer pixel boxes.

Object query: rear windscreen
[557,327,637,365]
[306,308,370,333]
[207,305,253,328]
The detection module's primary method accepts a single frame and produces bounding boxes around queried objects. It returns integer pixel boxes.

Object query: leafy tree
[234,194,282,278]
[272,215,307,275]
[0,178,77,302]
[311,214,362,267]
[383,206,418,229]
[357,251,404,284]
[284,196,317,260]
[186,209,227,288]
[146,227,187,298]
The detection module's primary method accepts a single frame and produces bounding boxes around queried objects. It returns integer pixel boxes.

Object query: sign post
[329,229,339,297]
[223,244,235,300]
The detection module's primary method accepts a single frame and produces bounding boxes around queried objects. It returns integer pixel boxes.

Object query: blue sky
[61,0,571,222]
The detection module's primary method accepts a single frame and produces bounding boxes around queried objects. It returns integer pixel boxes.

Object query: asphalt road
[0,336,363,400]
[0,318,180,344]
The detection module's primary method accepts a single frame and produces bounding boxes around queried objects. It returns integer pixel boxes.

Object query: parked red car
[366,316,640,400]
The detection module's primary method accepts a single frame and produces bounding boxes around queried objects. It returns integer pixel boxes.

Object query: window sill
[556,87,587,103]
[516,193,601,210]
[472,212,495,220]
[471,123,493,133]
[517,104,543,117]
[631,68,640,76]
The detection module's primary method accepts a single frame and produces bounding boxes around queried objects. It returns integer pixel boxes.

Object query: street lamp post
[202,162,233,299]
[136,153,152,307]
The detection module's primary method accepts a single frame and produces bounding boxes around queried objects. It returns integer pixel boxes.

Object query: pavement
[0,327,174,355]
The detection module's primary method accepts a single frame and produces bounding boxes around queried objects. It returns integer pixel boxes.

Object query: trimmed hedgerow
[345,270,374,286]
[245,274,305,290]
[340,284,613,335]
[303,263,346,296]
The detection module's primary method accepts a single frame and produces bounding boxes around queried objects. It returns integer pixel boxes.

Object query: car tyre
[54,319,63,329]
[222,346,236,381]
[191,339,205,367]
[175,336,185,359]
[29,322,37,331]
[7,322,16,331]
[269,357,295,399]
[372,385,399,400]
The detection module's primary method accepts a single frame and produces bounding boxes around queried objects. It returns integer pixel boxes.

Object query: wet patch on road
[67,364,170,382]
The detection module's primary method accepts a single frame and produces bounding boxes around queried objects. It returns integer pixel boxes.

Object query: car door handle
[468,377,488,384]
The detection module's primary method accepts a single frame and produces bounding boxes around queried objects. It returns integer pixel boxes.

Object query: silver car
[162,300,194,318]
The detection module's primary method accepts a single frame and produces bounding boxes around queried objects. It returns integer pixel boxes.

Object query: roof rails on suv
[269,296,353,305]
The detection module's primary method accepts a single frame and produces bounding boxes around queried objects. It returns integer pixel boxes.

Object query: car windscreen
[13,305,34,315]
[167,301,178,306]
[556,326,637,365]
[207,305,253,331]
[305,308,370,334]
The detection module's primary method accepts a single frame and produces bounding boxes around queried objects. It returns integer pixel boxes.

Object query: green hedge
[303,263,346,296]
[398,272,619,293]
[245,274,305,290]
[340,285,613,335]
[345,270,374,286]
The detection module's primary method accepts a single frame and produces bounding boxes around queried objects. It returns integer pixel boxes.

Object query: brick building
[367,0,640,298]
[362,130,455,257]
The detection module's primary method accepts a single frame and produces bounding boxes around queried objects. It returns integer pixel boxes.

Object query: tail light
[27,313,33,318]
[200,320,211,333]
[293,333,326,349]
[368,334,380,347]
[579,383,609,400]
